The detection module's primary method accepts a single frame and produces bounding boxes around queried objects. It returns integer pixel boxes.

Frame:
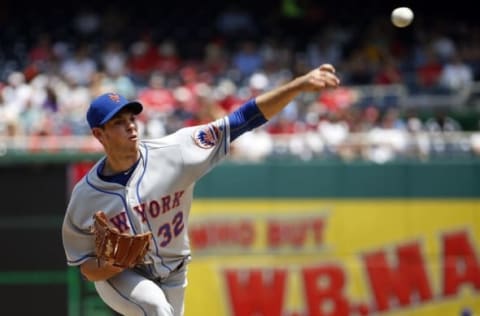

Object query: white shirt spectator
[101,40,128,77]
[60,45,97,86]
[439,54,474,91]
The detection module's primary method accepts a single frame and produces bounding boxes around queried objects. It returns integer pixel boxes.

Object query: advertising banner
[185,199,480,316]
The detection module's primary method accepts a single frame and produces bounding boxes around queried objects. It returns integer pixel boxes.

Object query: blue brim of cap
[99,101,143,126]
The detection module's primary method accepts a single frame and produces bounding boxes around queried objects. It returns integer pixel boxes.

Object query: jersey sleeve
[177,117,230,180]
[61,186,96,266]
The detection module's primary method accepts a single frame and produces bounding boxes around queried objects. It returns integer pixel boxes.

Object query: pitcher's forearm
[255,64,339,120]
[255,77,303,120]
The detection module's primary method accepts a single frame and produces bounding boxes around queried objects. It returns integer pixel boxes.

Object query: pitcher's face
[93,108,140,154]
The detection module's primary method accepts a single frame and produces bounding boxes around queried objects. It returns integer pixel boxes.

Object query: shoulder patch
[193,124,220,149]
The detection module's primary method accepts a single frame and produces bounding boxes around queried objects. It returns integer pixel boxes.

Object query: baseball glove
[92,210,153,268]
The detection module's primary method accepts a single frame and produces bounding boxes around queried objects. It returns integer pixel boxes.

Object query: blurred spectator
[213,78,244,113]
[60,42,97,86]
[438,53,474,92]
[425,108,463,132]
[30,112,55,136]
[232,40,264,81]
[155,40,181,75]
[0,90,18,136]
[186,83,225,126]
[402,108,430,160]
[306,32,343,69]
[90,69,137,101]
[1,71,32,120]
[425,108,464,156]
[356,105,381,132]
[127,33,160,85]
[405,108,424,134]
[317,111,350,158]
[373,55,404,85]
[317,86,358,113]
[137,72,176,115]
[101,40,128,78]
[344,49,373,85]
[259,39,294,88]
[431,30,457,63]
[56,82,91,135]
[413,46,444,93]
[364,107,408,163]
[42,85,60,113]
[230,129,274,162]
[203,41,229,76]
[179,66,201,92]
[170,86,197,129]
[266,113,298,135]
[27,33,55,73]
[247,72,271,98]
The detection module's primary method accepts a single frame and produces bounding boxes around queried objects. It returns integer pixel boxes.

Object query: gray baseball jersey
[62,117,230,279]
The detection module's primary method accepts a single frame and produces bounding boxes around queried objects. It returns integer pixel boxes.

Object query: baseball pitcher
[62,64,340,316]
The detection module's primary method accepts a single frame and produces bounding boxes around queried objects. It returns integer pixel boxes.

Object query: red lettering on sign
[189,220,255,250]
[442,231,480,296]
[312,218,325,245]
[238,221,255,246]
[225,268,286,316]
[363,241,432,312]
[302,264,349,316]
[267,217,326,248]
[189,226,208,249]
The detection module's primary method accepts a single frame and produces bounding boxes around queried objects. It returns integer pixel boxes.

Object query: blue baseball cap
[86,92,143,128]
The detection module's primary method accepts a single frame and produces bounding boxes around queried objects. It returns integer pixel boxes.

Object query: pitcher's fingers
[322,72,340,86]
[319,64,336,73]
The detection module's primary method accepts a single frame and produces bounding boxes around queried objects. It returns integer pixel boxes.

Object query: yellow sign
[185,199,480,316]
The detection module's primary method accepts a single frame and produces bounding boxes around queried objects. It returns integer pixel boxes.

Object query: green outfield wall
[195,159,480,198]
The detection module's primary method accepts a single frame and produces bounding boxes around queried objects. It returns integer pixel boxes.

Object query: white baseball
[391,7,414,28]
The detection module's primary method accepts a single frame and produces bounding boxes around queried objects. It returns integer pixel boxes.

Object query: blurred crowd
[0,1,479,162]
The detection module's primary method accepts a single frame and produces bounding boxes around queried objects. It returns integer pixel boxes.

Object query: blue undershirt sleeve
[227,99,268,142]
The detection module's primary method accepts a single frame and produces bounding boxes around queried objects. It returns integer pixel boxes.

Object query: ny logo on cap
[108,93,121,103]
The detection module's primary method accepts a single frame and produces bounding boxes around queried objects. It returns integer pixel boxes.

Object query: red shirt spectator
[154,41,181,74]
[416,49,443,88]
[318,87,357,113]
[374,56,403,85]
[137,73,176,114]
[127,34,161,83]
